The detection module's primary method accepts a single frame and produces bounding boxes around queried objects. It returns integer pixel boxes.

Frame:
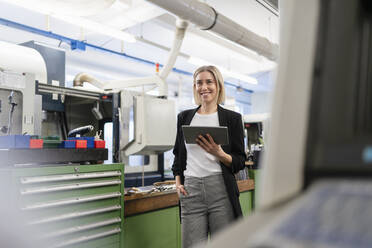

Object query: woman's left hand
[196,134,224,157]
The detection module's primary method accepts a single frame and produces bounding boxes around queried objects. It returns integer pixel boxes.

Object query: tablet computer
[182,125,229,145]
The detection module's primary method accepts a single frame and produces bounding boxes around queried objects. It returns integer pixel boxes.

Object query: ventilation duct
[147,0,279,60]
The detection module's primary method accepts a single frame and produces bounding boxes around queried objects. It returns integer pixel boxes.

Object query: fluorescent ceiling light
[111,0,131,11]
[4,0,136,43]
[103,2,165,31]
[188,56,258,85]
[220,68,258,85]
[4,0,118,16]
[53,13,136,43]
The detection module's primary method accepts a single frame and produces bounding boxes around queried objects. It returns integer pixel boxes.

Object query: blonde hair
[193,65,226,105]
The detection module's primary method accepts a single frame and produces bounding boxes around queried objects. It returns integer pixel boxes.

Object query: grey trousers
[180,173,235,248]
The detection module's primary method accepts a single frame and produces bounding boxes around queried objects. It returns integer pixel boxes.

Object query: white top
[184,111,222,177]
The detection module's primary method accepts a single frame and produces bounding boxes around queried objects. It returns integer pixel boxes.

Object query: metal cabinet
[124,207,181,248]
[9,163,124,248]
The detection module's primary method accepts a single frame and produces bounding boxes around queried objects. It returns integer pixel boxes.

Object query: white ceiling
[0,0,279,93]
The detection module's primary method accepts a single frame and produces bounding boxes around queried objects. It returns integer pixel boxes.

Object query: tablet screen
[182,126,229,145]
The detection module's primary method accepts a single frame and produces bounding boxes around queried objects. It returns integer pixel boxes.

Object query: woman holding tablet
[172,65,246,248]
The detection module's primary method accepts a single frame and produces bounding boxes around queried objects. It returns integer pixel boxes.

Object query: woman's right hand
[176,184,188,197]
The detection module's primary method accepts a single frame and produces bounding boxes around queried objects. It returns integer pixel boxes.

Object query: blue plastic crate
[0,136,15,148]
[60,140,76,148]
[0,135,30,149]
[68,137,94,148]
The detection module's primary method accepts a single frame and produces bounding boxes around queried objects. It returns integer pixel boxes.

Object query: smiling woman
[172,65,246,248]
[193,65,226,109]
[195,71,218,104]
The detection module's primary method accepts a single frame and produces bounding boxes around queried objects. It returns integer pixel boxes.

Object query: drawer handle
[28,205,122,225]
[53,227,121,248]
[43,217,121,238]
[21,179,122,195]
[20,171,121,184]
[22,192,122,210]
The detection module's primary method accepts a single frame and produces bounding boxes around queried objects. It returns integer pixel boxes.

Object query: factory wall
[251,92,271,114]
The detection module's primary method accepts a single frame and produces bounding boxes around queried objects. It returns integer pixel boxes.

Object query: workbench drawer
[10,164,125,248]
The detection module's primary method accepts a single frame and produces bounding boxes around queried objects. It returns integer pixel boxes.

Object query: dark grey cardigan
[172,105,246,218]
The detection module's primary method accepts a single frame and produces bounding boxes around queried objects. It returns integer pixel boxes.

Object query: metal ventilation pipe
[159,19,188,80]
[146,0,278,60]
[73,72,105,89]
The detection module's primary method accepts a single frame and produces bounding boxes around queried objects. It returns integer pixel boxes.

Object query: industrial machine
[0,72,42,137]
[0,18,188,180]
[0,41,46,137]
[74,19,188,158]
[243,113,269,169]
[0,42,111,165]
[69,19,188,186]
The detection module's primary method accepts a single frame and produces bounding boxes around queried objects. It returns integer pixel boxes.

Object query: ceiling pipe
[0,17,254,92]
[73,72,105,89]
[146,0,278,61]
[159,19,188,80]
[73,19,188,97]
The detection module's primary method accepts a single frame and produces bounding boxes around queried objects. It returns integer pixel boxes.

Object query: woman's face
[195,71,218,105]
